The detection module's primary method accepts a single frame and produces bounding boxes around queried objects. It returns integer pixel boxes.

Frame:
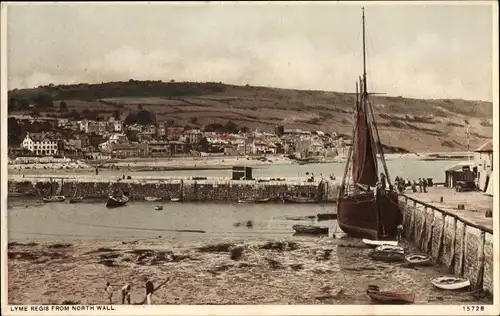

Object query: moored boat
[362,239,398,247]
[366,285,415,304]
[43,196,66,203]
[69,197,84,204]
[106,194,129,208]
[170,197,181,202]
[337,8,401,240]
[430,276,470,290]
[292,224,328,236]
[283,196,318,204]
[145,197,162,202]
[375,245,404,253]
[368,250,405,263]
[154,205,163,211]
[404,254,432,266]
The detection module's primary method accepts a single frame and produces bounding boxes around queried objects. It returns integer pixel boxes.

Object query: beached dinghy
[375,245,404,253]
[363,239,398,247]
[43,195,66,203]
[292,224,328,236]
[154,205,163,211]
[145,197,162,202]
[69,196,84,204]
[366,285,415,304]
[404,254,432,266]
[106,194,129,208]
[368,250,405,263]
[170,197,181,202]
[430,276,470,290]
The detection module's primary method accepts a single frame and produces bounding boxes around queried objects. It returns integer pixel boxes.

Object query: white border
[1,1,499,315]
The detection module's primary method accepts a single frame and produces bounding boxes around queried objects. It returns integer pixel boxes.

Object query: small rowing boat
[362,239,398,247]
[69,197,84,204]
[292,224,328,236]
[43,195,66,203]
[375,245,404,253]
[404,254,432,266]
[430,276,470,290]
[317,213,338,221]
[145,197,162,202]
[368,250,405,263]
[170,197,181,202]
[154,205,163,211]
[366,285,415,304]
[106,195,129,208]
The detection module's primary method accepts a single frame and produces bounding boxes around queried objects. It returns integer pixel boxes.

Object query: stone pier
[8,175,340,203]
[399,187,493,294]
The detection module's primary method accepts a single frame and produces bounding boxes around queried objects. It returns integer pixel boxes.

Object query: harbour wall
[8,176,341,203]
[399,195,493,294]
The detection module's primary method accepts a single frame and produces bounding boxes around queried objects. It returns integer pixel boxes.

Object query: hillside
[8,80,493,153]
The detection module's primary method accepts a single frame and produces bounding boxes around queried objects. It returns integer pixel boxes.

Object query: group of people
[395,176,429,193]
[104,277,159,305]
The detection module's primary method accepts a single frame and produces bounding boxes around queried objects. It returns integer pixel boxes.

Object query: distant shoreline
[8,152,471,174]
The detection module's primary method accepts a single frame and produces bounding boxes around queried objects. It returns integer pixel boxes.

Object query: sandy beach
[7,237,492,305]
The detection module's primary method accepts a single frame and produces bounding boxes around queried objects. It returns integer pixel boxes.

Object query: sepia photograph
[1,1,498,315]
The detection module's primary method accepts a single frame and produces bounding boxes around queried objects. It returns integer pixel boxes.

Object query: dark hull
[283,196,318,204]
[367,290,415,304]
[292,225,328,235]
[337,190,401,240]
[106,196,129,208]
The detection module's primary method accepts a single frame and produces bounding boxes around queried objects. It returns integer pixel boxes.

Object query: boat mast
[362,7,368,98]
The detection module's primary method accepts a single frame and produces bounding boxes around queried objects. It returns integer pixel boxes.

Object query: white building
[21,133,59,156]
[473,139,493,192]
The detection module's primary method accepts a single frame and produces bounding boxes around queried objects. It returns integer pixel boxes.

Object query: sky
[6,2,495,101]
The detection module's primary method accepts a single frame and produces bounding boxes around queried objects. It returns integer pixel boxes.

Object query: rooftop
[474,139,493,152]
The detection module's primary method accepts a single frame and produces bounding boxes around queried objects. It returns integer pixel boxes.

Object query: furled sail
[352,95,378,186]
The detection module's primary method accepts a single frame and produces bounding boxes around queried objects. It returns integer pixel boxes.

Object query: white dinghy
[431,276,470,290]
[405,254,432,266]
[375,245,405,253]
[362,239,398,247]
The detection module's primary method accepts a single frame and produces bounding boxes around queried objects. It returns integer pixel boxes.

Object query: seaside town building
[474,139,493,193]
[21,133,59,156]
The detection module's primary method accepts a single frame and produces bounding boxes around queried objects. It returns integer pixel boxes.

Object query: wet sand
[7,237,492,305]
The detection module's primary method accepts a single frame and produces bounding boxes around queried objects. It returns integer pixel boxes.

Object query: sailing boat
[336,8,402,240]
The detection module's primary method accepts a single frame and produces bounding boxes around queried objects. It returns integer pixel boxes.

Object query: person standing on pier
[411,180,417,192]
[422,178,428,193]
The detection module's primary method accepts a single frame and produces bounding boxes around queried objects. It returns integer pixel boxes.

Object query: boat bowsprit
[404,254,432,266]
[366,285,415,304]
[430,276,470,290]
[362,239,398,247]
[375,245,405,253]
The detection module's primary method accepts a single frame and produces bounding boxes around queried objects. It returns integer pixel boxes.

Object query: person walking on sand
[418,178,423,192]
[411,180,417,193]
[121,284,131,305]
[105,281,114,304]
[422,178,428,193]
[144,277,155,305]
